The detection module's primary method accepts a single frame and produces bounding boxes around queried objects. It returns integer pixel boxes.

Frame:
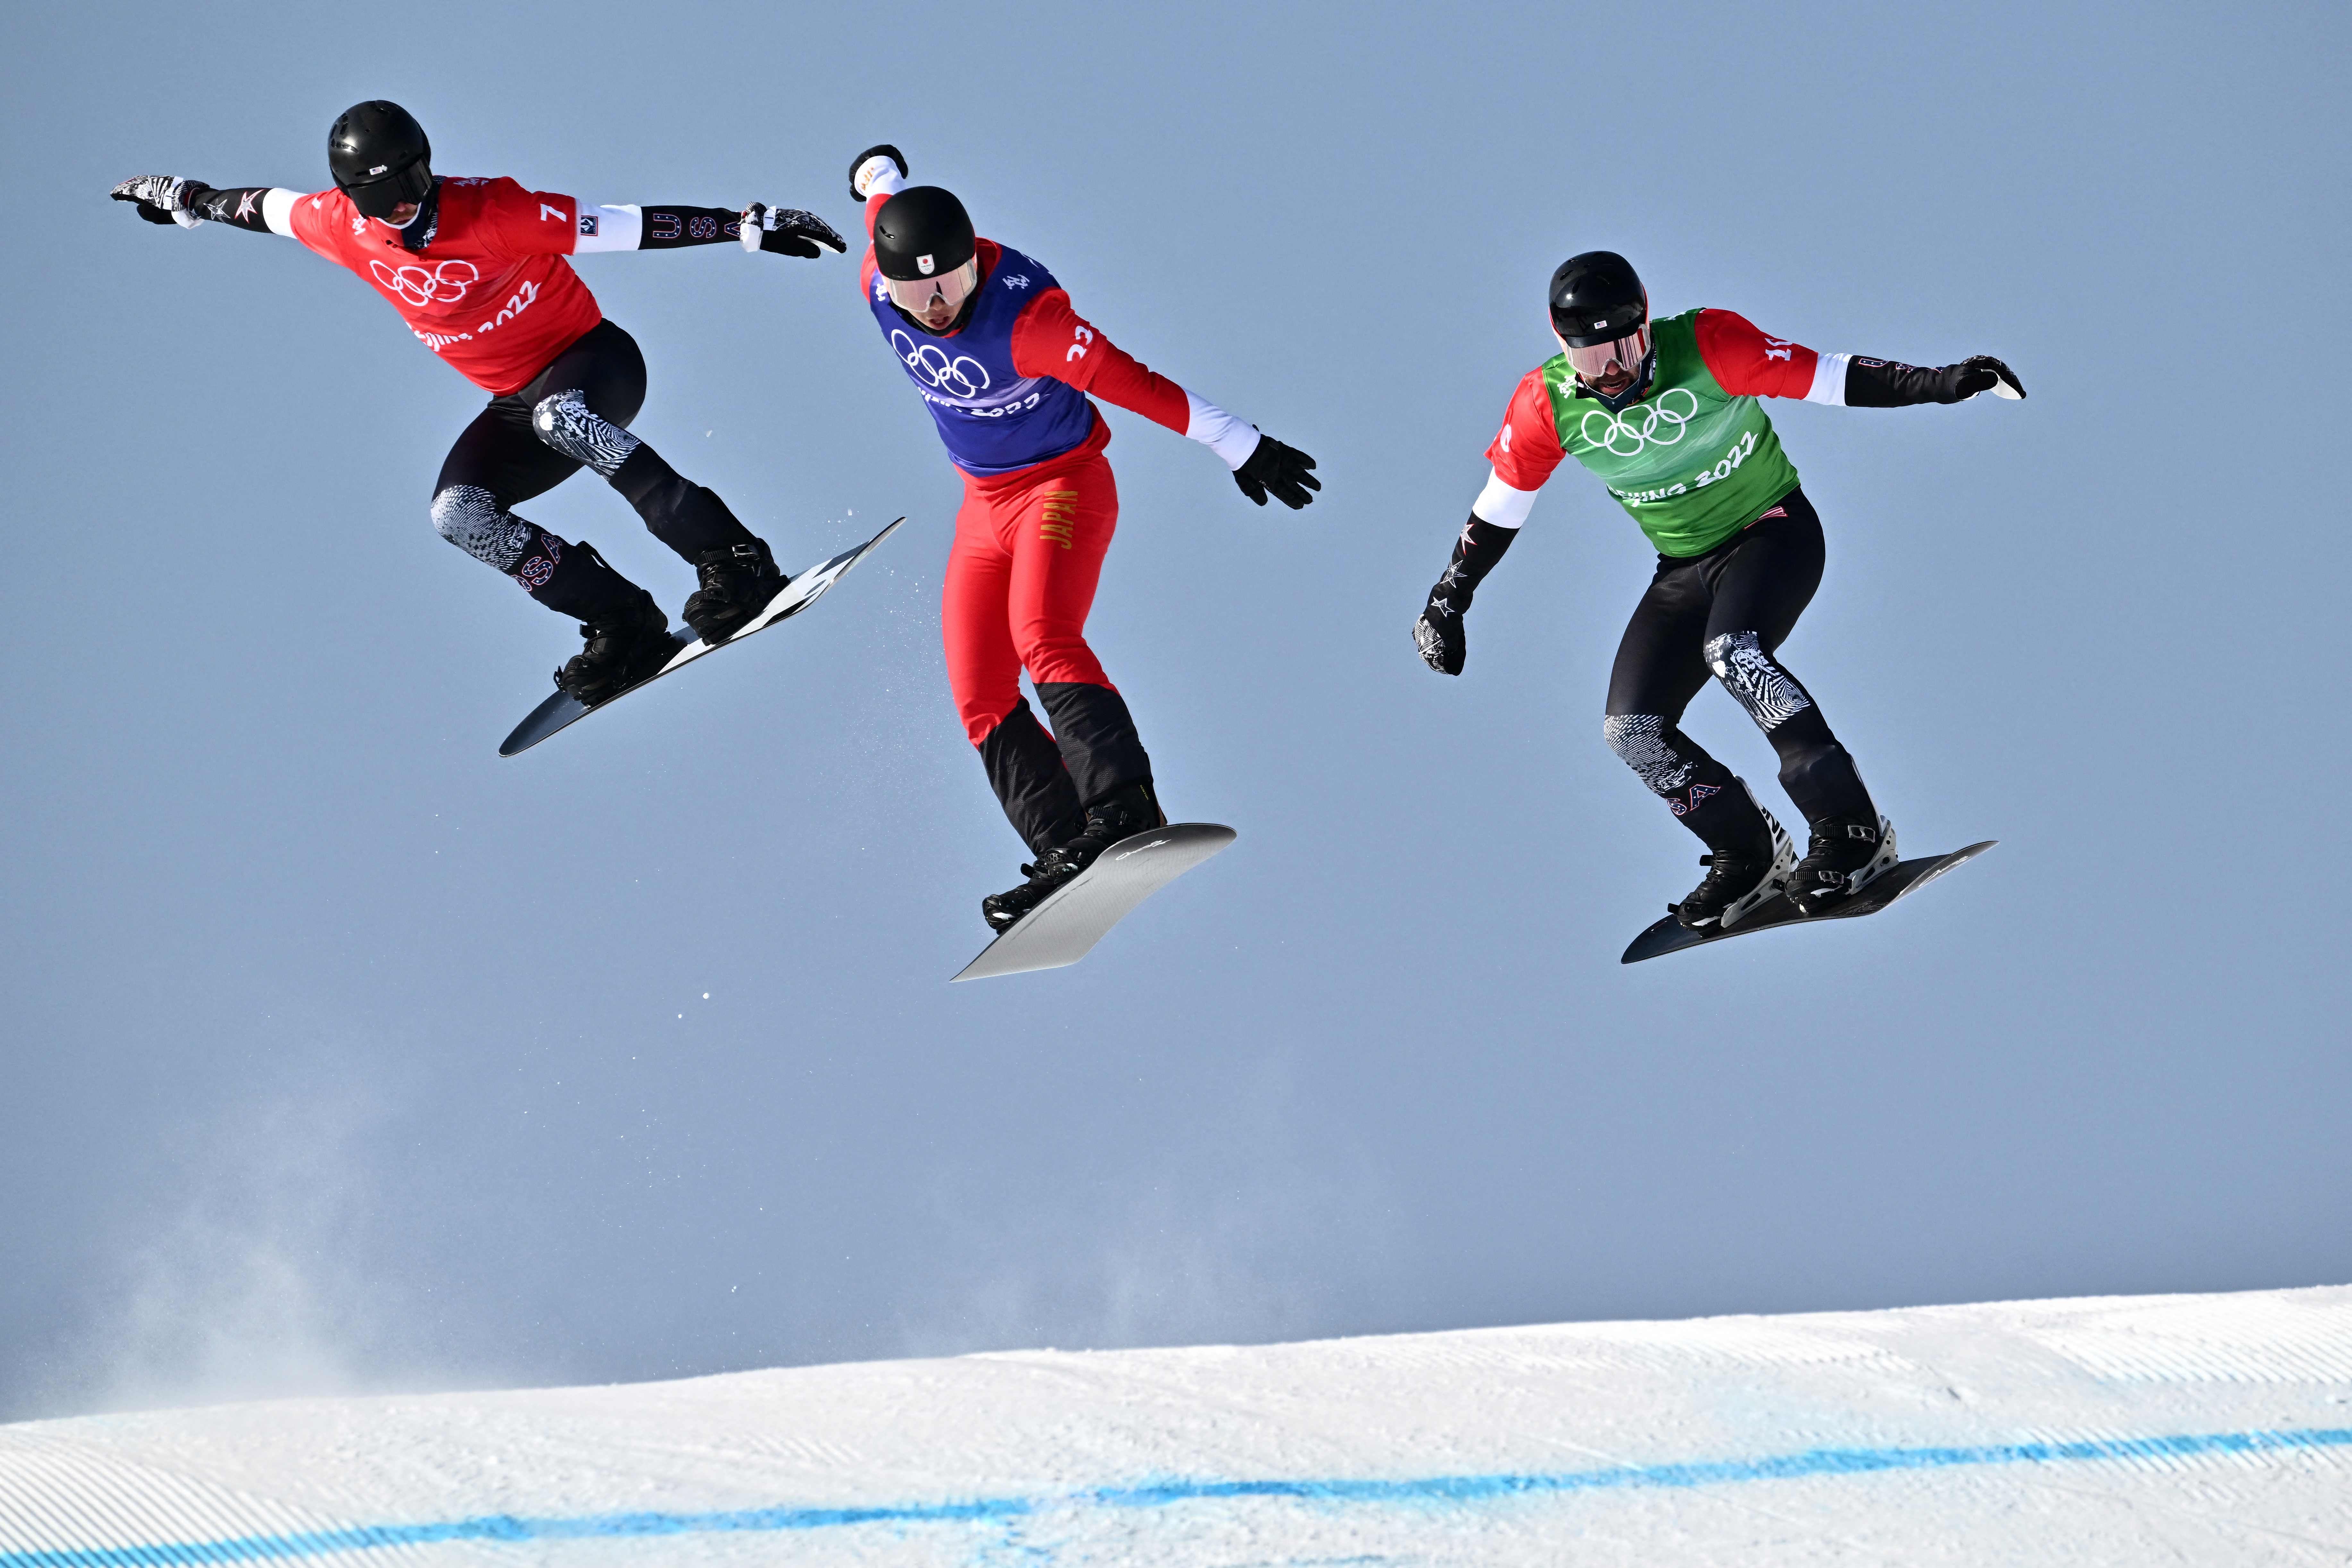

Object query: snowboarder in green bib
[1414,251,2023,929]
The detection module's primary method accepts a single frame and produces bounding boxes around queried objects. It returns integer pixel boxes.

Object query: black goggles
[339,158,433,220]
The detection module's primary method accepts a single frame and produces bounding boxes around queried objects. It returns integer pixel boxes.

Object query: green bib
[1544,308,1801,557]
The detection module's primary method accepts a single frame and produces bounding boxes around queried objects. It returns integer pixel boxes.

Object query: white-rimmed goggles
[884,258,980,319]
[1561,322,1652,386]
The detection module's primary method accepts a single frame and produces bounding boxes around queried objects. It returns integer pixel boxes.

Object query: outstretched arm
[1008,288,1319,509]
[1693,308,2026,406]
[560,200,841,257]
[1838,352,2026,405]
[111,176,301,236]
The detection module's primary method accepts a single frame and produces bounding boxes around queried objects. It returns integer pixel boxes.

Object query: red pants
[943,445,1120,744]
[943,436,1153,853]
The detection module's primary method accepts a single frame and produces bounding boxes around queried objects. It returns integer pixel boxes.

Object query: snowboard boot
[1787,813,1899,916]
[554,588,676,705]
[1670,805,1795,932]
[681,538,788,646]
[980,782,1166,932]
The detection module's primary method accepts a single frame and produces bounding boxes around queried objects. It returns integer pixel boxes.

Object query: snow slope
[4,1285,2349,1565]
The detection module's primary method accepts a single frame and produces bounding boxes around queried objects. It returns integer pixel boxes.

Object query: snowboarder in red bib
[1415,251,2023,929]
[845,146,1320,932]
[111,101,847,704]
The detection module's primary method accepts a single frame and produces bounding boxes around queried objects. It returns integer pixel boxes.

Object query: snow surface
[4,1285,2350,1565]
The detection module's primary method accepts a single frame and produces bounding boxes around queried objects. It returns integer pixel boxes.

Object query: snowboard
[952,823,1236,982]
[1620,840,1997,965]
[500,517,903,757]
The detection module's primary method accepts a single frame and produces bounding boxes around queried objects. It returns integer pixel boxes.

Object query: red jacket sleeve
[285,187,339,259]
[1009,287,1191,433]
[1692,308,1820,399]
[1484,369,1569,491]
[473,179,583,258]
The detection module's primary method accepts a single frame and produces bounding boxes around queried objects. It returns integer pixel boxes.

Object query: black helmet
[329,101,433,220]
[873,186,975,283]
[1547,250,1647,345]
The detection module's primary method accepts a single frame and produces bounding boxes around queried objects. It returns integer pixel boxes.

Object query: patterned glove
[739,203,847,259]
[1414,607,1465,675]
[111,174,210,227]
[1414,515,1516,674]
[1233,435,1321,509]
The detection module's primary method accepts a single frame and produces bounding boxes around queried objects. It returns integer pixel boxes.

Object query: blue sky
[2,0,2345,1419]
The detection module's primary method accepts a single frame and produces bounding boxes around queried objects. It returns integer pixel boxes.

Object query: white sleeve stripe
[1183,391,1261,469]
[571,204,643,253]
[261,188,301,237]
[1473,470,1537,529]
[1806,351,1851,406]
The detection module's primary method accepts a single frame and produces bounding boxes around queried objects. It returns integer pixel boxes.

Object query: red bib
[289,177,604,395]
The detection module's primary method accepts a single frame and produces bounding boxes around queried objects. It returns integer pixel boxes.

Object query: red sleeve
[1484,369,1569,491]
[480,178,582,258]
[285,187,339,259]
[1692,308,1819,399]
[1009,287,1190,433]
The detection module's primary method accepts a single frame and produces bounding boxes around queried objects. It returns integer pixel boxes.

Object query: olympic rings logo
[889,329,991,399]
[1580,386,1700,457]
[369,257,480,308]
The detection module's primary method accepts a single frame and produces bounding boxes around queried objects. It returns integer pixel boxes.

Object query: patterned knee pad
[1605,712,1745,825]
[1603,713,1696,796]
[430,485,538,572]
[1705,631,1815,733]
[531,389,642,478]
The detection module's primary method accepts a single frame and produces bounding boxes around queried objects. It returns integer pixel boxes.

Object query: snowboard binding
[681,538,790,647]
[554,591,680,705]
[1671,802,1795,933]
[1788,814,1899,916]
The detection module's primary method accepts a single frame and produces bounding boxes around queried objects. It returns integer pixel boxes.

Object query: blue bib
[867,243,1098,476]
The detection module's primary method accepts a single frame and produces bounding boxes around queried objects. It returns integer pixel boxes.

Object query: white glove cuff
[854,157,908,200]
[1185,393,1261,470]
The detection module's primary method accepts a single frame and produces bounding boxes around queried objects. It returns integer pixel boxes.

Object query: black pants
[1602,487,1875,849]
[427,319,753,622]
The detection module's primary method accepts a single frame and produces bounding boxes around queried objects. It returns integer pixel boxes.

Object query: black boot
[681,538,788,645]
[1788,814,1898,915]
[554,589,676,705]
[980,782,1165,932]
[1671,800,1794,931]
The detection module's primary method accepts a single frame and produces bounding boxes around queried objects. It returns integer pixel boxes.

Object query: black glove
[111,174,209,225]
[1945,354,2026,401]
[739,204,847,258]
[1415,606,1465,675]
[848,144,908,201]
[1234,434,1320,509]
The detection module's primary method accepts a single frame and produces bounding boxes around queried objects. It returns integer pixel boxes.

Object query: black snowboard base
[500,517,903,757]
[953,823,1236,982]
[1621,840,1997,965]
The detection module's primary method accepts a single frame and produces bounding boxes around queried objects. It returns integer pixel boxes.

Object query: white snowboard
[952,823,1236,982]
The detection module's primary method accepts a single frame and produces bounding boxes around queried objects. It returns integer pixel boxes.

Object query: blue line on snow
[5,1426,2349,1566]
